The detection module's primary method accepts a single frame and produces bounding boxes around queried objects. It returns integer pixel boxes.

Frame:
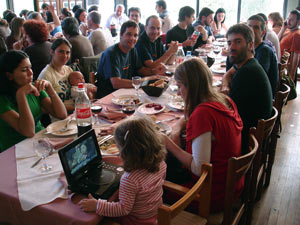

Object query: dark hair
[88,5,99,13]
[128,7,141,17]
[46,10,53,23]
[198,7,214,20]
[0,50,29,97]
[27,12,40,20]
[51,37,72,51]
[268,12,283,27]
[41,3,49,10]
[257,13,267,22]
[214,8,226,29]
[23,20,49,43]
[145,15,159,26]
[120,20,139,36]
[3,10,12,19]
[178,6,195,22]
[296,6,300,11]
[156,0,167,10]
[72,5,80,13]
[88,11,101,25]
[61,8,72,18]
[74,8,86,24]
[114,116,166,173]
[19,9,29,18]
[5,12,17,24]
[290,9,300,21]
[226,23,254,44]
[248,14,266,31]
[61,17,79,36]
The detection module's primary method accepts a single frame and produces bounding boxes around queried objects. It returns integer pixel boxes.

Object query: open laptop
[58,129,124,199]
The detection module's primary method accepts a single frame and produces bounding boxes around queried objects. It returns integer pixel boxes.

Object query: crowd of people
[0,0,299,223]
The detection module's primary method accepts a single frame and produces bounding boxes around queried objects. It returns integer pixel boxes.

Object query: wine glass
[132,76,142,97]
[122,100,135,116]
[91,104,102,125]
[33,138,53,172]
[213,46,221,59]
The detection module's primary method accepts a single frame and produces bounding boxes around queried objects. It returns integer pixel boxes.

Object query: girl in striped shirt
[79,116,167,224]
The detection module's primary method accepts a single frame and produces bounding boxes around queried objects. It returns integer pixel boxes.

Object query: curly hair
[23,19,49,43]
[114,116,166,173]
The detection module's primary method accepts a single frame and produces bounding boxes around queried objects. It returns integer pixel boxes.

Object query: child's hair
[114,116,166,173]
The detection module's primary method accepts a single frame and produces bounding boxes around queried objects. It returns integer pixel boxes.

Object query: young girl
[79,116,167,224]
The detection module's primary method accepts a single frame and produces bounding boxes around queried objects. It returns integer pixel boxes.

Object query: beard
[229,45,248,65]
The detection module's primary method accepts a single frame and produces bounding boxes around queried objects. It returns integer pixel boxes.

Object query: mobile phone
[284,21,288,26]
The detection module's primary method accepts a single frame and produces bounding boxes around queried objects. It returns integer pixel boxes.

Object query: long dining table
[0,53,225,225]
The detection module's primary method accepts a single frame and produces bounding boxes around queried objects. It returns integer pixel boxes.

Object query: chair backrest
[222,130,258,225]
[158,163,213,225]
[79,53,102,82]
[274,82,290,115]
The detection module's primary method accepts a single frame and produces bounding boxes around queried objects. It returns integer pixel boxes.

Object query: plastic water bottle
[75,83,92,137]
[176,44,185,65]
[185,51,192,60]
[190,30,200,42]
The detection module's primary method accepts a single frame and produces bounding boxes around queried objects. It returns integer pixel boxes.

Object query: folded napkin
[39,138,74,150]
[98,108,126,123]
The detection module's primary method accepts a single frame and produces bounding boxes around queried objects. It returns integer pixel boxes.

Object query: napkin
[39,138,74,150]
[98,108,126,123]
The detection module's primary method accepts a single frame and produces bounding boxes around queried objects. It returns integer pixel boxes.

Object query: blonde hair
[174,58,230,117]
[114,116,166,173]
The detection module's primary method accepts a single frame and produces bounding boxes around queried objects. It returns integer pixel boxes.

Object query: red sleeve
[290,32,300,54]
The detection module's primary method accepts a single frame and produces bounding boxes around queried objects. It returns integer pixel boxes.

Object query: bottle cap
[78,83,84,89]
[178,43,183,47]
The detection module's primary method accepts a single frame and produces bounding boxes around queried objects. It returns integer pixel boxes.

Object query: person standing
[105,4,128,36]
[155,0,173,33]
[128,7,145,36]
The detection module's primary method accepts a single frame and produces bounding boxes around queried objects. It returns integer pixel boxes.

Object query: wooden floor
[251,81,300,225]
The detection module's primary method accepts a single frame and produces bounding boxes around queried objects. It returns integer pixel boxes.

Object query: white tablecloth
[15,138,68,211]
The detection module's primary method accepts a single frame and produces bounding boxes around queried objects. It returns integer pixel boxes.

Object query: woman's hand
[17,83,40,97]
[78,194,98,212]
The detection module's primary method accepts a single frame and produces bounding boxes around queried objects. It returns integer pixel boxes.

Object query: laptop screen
[59,129,102,184]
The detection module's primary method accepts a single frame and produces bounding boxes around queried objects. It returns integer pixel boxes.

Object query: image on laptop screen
[65,135,98,175]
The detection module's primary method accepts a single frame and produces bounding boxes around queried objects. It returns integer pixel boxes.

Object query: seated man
[135,15,178,68]
[223,23,273,153]
[248,15,279,96]
[166,6,207,53]
[96,21,166,98]
[128,7,145,37]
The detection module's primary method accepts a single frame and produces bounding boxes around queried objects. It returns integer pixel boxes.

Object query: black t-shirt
[135,31,165,65]
[96,44,143,98]
[166,24,194,53]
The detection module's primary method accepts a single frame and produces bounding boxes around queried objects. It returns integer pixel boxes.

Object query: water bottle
[190,30,200,42]
[176,44,185,65]
[185,51,192,60]
[75,83,92,137]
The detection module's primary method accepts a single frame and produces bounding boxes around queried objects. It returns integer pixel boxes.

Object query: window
[240,0,285,22]
[13,0,34,16]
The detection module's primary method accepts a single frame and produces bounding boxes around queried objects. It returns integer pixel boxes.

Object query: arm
[0,84,40,137]
[48,4,61,27]
[138,64,166,76]
[35,80,67,119]
[170,116,186,146]
[211,22,219,36]
[288,52,300,81]
[196,25,208,42]
[221,66,236,95]
[164,132,211,176]
[277,22,288,41]
[110,77,133,89]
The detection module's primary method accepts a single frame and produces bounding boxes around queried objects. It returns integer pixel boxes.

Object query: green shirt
[0,91,48,152]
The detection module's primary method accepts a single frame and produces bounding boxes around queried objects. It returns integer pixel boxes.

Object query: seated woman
[38,38,74,113]
[211,8,228,39]
[5,17,25,50]
[0,50,67,152]
[163,58,243,212]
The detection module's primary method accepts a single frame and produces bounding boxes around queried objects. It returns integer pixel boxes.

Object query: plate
[211,64,226,74]
[98,136,119,156]
[111,95,142,106]
[137,103,165,115]
[168,101,184,111]
[46,120,77,136]
[156,122,172,135]
[213,80,222,87]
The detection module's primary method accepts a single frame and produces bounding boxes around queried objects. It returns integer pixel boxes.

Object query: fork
[59,118,73,132]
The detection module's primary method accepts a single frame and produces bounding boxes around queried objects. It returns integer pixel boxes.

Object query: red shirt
[186,99,243,212]
[280,29,300,56]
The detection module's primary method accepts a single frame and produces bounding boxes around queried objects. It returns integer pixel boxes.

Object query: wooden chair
[264,83,290,187]
[158,163,213,225]
[208,129,258,225]
[247,107,278,225]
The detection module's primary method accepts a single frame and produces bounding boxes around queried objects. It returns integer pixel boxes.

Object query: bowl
[141,79,169,97]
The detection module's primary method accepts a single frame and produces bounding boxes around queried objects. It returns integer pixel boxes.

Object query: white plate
[211,64,226,74]
[111,95,142,106]
[98,136,119,156]
[46,120,77,136]
[137,103,165,115]
[168,101,184,111]
[156,122,172,135]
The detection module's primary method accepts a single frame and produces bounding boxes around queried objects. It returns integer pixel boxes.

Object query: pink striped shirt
[96,161,166,224]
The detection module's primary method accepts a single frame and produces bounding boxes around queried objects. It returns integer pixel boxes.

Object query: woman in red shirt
[163,57,243,212]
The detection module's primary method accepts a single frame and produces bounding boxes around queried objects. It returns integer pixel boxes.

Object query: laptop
[58,129,124,199]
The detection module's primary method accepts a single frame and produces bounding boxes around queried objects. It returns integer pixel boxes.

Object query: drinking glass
[132,76,142,96]
[33,138,52,172]
[213,46,221,59]
[122,100,135,116]
[91,104,102,125]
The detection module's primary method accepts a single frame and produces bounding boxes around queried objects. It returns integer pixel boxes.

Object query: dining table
[0,54,225,225]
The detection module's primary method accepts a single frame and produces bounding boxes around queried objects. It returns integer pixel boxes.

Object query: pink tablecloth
[0,146,121,225]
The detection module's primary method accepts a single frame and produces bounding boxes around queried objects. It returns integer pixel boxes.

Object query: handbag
[284,74,297,101]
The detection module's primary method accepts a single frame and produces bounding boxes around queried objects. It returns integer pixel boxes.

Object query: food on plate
[220,63,226,68]
[98,138,119,155]
[145,103,163,110]
[149,79,168,88]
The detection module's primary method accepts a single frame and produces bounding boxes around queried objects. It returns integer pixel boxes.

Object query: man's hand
[153,63,167,75]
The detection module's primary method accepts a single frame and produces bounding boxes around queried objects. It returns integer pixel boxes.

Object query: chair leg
[265,135,278,187]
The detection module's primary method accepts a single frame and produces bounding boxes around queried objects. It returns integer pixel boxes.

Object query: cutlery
[156,116,180,124]
[31,148,55,168]
[98,135,113,145]
[59,118,73,132]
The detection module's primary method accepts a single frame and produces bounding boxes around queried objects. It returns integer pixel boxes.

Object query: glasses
[132,76,142,97]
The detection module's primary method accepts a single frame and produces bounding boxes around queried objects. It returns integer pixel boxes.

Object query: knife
[31,148,55,168]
